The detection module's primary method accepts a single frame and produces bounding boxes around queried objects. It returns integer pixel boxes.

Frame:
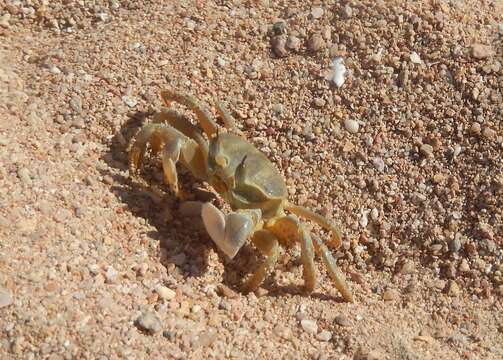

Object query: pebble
[342,4,353,18]
[136,311,162,334]
[17,168,31,184]
[155,285,176,301]
[0,14,10,28]
[271,36,288,58]
[372,157,385,172]
[271,103,284,115]
[447,281,460,297]
[399,261,415,275]
[216,284,239,299]
[459,259,470,272]
[343,119,359,134]
[482,127,496,140]
[0,287,13,308]
[383,289,399,301]
[334,315,351,327]
[105,266,118,283]
[448,238,462,253]
[471,43,493,59]
[313,98,325,108]
[122,96,137,108]
[308,33,325,52]
[286,36,301,52]
[70,96,83,113]
[370,208,379,221]
[326,57,347,87]
[410,52,422,64]
[48,64,62,74]
[96,12,109,22]
[311,7,324,19]
[420,144,434,158]
[316,330,332,342]
[300,319,318,335]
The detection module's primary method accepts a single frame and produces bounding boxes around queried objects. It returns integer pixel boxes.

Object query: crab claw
[201,203,254,259]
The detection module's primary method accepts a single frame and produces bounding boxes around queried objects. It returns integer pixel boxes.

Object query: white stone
[300,319,318,335]
[372,157,385,172]
[122,96,137,108]
[326,57,347,88]
[311,7,324,19]
[155,285,176,301]
[316,330,332,342]
[410,51,422,64]
[343,119,359,134]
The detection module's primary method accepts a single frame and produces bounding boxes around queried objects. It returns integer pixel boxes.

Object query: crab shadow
[99,110,264,288]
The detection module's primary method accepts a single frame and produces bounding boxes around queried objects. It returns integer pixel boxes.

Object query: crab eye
[215,154,228,167]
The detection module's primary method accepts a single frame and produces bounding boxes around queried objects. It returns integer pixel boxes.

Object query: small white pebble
[343,119,359,134]
[88,264,100,275]
[316,330,332,342]
[311,7,324,19]
[96,12,109,22]
[453,145,462,157]
[326,57,347,88]
[410,51,422,64]
[122,96,137,108]
[49,65,61,74]
[105,266,118,283]
[372,157,385,172]
[217,57,226,67]
[155,285,176,301]
[370,208,379,221]
[186,19,196,30]
[359,210,369,228]
[300,319,318,335]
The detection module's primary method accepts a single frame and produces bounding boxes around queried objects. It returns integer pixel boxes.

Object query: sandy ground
[1,1,502,359]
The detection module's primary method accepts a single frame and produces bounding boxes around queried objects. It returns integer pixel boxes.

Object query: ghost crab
[129,90,354,302]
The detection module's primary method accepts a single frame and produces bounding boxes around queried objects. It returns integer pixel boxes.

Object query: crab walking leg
[160,137,182,195]
[215,101,243,136]
[242,230,280,293]
[298,225,317,292]
[161,90,218,138]
[267,216,317,292]
[285,202,343,249]
[129,123,208,193]
[312,235,354,303]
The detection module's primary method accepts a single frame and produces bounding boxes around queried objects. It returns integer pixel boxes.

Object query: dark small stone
[448,238,461,253]
[163,330,175,340]
[272,21,286,35]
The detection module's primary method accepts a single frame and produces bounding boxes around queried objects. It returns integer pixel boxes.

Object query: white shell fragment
[325,57,347,88]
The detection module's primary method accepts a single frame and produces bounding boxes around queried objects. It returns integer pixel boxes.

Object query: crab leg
[215,101,243,136]
[129,123,207,195]
[312,235,354,303]
[242,230,280,293]
[161,90,218,138]
[267,215,317,292]
[285,202,343,249]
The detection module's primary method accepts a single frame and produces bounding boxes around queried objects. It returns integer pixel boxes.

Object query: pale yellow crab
[129,90,354,302]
